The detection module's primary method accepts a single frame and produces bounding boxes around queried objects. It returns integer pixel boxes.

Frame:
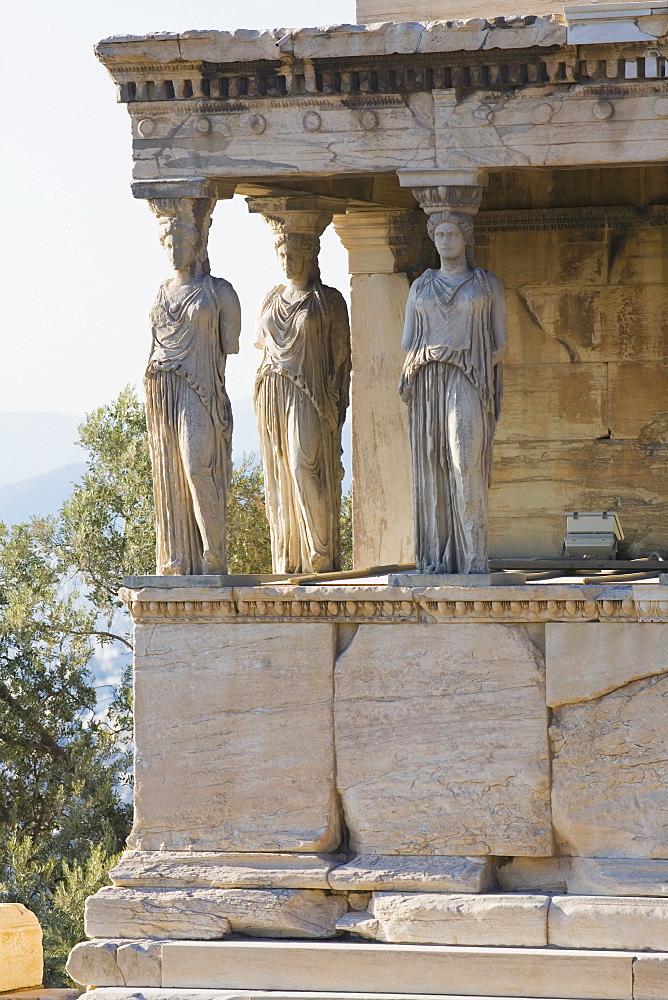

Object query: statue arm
[328,289,351,429]
[401,280,419,352]
[254,288,278,350]
[215,278,242,356]
[489,273,508,366]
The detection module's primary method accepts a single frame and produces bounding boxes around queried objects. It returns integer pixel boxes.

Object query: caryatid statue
[250,203,351,574]
[145,197,241,575]
[399,203,508,575]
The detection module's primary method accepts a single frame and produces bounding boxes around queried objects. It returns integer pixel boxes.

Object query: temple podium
[67,2,668,997]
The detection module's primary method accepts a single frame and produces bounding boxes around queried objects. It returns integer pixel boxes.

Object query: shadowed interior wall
[479,166,668,558]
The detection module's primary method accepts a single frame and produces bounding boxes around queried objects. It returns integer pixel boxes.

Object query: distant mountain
[0,413,83,488]
[0,463,87,526]
[0,398,350,526]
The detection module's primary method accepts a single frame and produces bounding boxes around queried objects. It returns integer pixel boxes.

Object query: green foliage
[339,488,353,572]
[54,386,156,618]
[0,518,131,985]
[0,384,352,984]
[227,454,272,574]
[0,836,121,986]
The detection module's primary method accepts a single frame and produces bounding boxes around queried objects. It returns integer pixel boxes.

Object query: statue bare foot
[202,550,225,574]
[162,561,182,576]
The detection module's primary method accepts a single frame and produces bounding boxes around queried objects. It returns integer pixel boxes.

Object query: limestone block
[551,673,668,858]
[0,903,43,992]
[549,895,668,952]
[85,886,347,940]
[497,857,568,893]
[130,622,340,852]
[507,284,668,363]
[160,939,634,998]
[356,1,571,25]
[608,226,668,287]
[634,955,668,1000]
[480,229,609,290]
[110,851,339,889]
[545,623,668,709]
[66,940,124,988]
[335,623,552,856]
[131,93,435,182]
[489,439,668,559]
[568,857,668,897]
[369,892,549,947]
[328,855,495,892]
[608,361,668,441]
[116,939,165,987]
[497,363,608,443]
[347,272,413,568]
[335,911,379,939]
[438,89,668,170]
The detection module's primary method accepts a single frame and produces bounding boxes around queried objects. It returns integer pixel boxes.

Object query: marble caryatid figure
[145,197,241,575]
[400,210,507,574]
[254,211,351,574]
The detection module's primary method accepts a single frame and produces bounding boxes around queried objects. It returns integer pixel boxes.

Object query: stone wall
[476,169,668,559]
[123,601,668,866]
[356,0,576,25]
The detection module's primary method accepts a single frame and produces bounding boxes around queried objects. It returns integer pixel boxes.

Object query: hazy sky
[1,0,355,417]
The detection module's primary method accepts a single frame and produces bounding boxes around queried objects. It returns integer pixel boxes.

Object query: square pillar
[334,210,434,569]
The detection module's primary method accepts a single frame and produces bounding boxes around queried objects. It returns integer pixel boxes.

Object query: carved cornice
[108,47,668,108]
[120,585,667,625]
[476,205,668,233]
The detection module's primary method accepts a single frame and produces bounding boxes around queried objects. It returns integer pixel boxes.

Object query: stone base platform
[71,939,668,1000]
[80,992,633,1000]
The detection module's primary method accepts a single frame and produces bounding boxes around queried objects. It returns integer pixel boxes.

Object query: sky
[0,0,355,419]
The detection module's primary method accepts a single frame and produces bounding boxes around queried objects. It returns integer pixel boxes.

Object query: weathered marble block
[328,854,495,892]
[367,892,549,946]
[551,673,668,858]
[130,622,339,852]
[634,955,668,1000]
[335,623,552,856]
[549,895,668,952]
[545,622,668,708]
[110,851,340,889]
[85,886,347,940]
[66,938,166,988]
[497,856,569,893]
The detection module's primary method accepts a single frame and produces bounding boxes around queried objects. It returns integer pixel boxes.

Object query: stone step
[83,991,606,1000]
[159,940,642,999]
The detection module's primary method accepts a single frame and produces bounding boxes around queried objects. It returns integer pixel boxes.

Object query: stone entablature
[96,17,668,113]
[121,582,668,624]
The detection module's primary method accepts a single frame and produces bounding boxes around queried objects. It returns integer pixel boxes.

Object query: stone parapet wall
[68,592,668,993]
[118,585,668,862]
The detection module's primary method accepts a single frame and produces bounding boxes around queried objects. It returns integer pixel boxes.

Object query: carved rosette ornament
[247,196,351,575]
[396,169,508,576]
[144,195,241,576]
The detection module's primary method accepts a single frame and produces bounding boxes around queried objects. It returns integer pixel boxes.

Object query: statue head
[149,197,215,274]
[427,211,475,268]
[274,232,321,284]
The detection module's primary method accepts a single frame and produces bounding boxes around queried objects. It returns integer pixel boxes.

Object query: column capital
[397,167,487,217]
[247,195,345,240]
[132,177,236,200]
[333,208,436,279]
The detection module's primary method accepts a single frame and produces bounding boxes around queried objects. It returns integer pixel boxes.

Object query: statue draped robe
[255,281,350,574]
[145,274,240,575]
[400,267,507,574]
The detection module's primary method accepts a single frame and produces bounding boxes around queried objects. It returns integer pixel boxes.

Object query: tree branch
[0,683,70,764]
